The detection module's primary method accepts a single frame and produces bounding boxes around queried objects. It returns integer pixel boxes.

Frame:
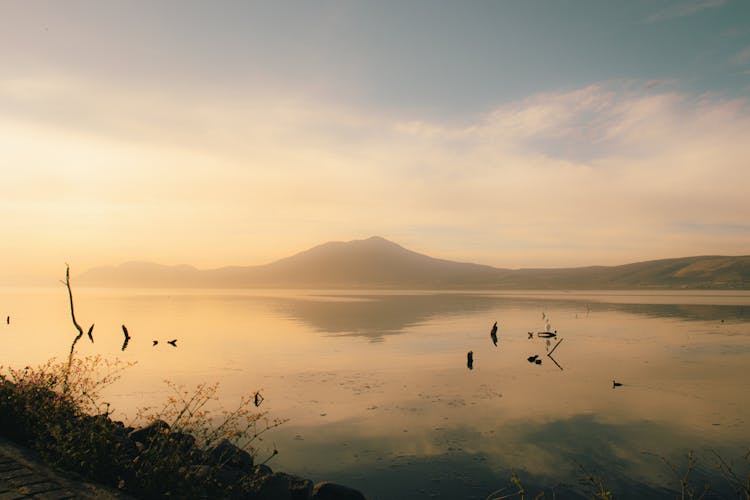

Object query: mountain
[77,236,750,289]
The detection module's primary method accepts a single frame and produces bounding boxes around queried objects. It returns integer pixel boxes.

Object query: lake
[2,287,749,499]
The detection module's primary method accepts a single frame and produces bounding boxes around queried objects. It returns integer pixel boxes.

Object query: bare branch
[63,264,85,392]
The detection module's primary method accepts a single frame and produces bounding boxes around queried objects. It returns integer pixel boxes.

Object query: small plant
[486,470,554,500]
[0,266,289,498]
[0,355,134,481]
[643,450,714,500]
[575,461,614,500]
[129,380,288,497]
[711,449,750,499]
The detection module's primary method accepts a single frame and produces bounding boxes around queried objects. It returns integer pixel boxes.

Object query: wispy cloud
[1,76,749,275]
[732,46,750,66]
[644,0,726,23]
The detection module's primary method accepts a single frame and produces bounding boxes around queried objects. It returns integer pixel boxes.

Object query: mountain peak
[76,238,750,289]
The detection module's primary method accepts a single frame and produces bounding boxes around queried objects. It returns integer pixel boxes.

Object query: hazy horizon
[2,1,750,283]
[82,235,750,271]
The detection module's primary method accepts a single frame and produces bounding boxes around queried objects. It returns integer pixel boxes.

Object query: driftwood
[61,264,94,392]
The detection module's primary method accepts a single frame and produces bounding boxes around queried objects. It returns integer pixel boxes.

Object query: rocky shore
[0,379,366,499]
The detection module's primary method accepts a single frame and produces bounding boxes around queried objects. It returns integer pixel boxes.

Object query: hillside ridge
[77,237,750,289]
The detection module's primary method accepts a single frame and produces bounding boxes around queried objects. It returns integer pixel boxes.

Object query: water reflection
[1,287,748,499]
[276,413,747,499]
[271,293,503,341]
[272,292,750,341]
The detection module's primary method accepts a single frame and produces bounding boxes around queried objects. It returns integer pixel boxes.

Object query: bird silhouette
[537,331,557,338]
[6,316,9,325]
[87,324,95,343]
[527,354,539,363]
[152,340,158,346]
[535,359,542,365]
[467,351,474,370]
[167,339,177,347]
[121,325,131,351]
[612,380,623,388]
[490,321,498,346]
[254,391,264,407]
[527,332,534,339]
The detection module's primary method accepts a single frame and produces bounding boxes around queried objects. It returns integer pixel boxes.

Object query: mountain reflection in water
[272,291,749,341]
[1,288,748,499]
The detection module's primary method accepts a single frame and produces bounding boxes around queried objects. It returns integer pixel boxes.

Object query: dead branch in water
[61,264,94,392]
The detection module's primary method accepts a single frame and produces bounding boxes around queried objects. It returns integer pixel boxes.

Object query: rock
[253,464,273,477]
[213,466,245,487]
[289,475,314,500]
[255,472,313,500]
[312,482,367,500]
[255,472,292,500]
[207,438,254,470]
[128,419,170,444]
[182,464,211,481]
[167,431,197,454]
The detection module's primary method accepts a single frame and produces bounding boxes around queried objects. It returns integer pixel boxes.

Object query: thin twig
[547,338,564,357]
[62,264,85,393]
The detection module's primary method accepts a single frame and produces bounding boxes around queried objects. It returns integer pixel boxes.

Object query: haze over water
[3,286,749,499]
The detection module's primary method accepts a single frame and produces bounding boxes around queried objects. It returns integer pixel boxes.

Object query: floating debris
[121,324,131,351]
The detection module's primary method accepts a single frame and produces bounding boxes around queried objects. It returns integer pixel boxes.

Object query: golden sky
[1,2,749,283]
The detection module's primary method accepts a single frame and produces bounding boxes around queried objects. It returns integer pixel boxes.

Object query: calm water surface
[2,287,749,499]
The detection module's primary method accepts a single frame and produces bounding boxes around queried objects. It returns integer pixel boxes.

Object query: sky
[1,0,749,283]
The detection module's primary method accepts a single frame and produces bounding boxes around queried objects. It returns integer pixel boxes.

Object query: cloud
[1,75,749,278]
[644,0,726,23]
[732,46,750,66]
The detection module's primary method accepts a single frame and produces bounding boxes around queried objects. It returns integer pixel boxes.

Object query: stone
[255,472,292,500]
[255,472,313,500]
[128,419,170,444]
[253,464,273,477]
[288,475,314,500]
[312,482,367,500]
[207,439,253,470]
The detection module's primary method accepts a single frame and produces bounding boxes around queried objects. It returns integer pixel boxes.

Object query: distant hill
[77,236,749,289]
